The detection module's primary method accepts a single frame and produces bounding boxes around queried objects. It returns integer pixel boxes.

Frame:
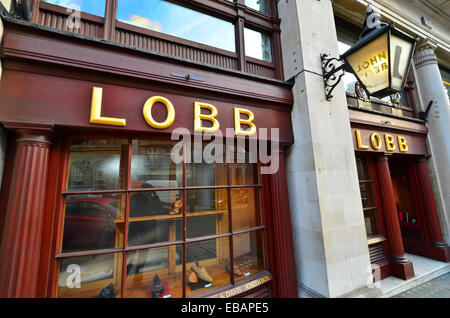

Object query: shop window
[116,0,236,52]
[356,157,381,237]
[244,27,272,62]
[43,0,106,17]
[57,138,266,298]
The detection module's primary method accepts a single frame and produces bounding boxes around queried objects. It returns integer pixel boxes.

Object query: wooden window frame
[53,135,270,298]
[33,0,284,79]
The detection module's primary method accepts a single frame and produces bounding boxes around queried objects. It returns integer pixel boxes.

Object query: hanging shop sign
[320,5,417,100]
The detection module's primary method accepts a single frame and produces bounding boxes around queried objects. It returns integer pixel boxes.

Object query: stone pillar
[0,122,53,297]
[416,158,450,262]
[278,0,373,298]
[374,156,414,280]
[413,40,450,244]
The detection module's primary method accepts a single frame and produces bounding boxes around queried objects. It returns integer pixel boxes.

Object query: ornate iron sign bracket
[320,53,346,101]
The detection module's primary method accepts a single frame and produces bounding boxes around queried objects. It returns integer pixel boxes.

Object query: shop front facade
[277,0,450,298]
[349,98,449,281]
[0,0,298,298]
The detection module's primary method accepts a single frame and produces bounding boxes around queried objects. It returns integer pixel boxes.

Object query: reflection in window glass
[62,194,125,253]
[59,139,267,297]
[186,237,230,296]
[131,139,182,189]
[244,28,272,62]
[117,0,236,52]
[186,189,228,239]
[126,247,183,298]
[44,0,106,17]
[187,163,227,187]
[233,230,265,281]
[58,253,122,298]
[230,163,259,185]
[67,139,128,192]
[245,0,268,14]
[128,190,183,247]
[231,188,262,231]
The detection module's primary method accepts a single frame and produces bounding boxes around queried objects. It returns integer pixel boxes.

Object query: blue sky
[116,0,235,52]
[45,0,105,17]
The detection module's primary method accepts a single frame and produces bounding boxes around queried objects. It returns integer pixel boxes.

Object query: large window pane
[244,28,272,62]
[44,0,106,17]
[61,194,125,253]
[233,230,265,281]
[58,253,122,298]
[359,182,375,209]
[128,190,183,246]
[186,189,229,239]
[126,246,182,298]
[187,163,227,187]
[131,139,182,189]
[230,163,259,185]
[231,187,262,231]
[117,0,236,52]
[186,237,230,296]
[67,139,128,192]
[245,0,268,14]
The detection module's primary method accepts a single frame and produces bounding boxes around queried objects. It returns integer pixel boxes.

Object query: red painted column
[374,156,414,280]
[0,122,53,297]
[268,150,298,297]
[416,158,450,262]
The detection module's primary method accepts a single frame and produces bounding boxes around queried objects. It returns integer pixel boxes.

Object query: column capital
[374,155,388,162]
[413,39,438,69]
[2,121,54,144]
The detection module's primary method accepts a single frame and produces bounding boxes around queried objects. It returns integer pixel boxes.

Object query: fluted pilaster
[0,122,53,297]
[374,156,414,280]
[416,158,450,262]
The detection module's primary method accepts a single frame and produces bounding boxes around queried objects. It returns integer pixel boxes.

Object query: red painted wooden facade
[349,106,450,281]
[0,15,297,298]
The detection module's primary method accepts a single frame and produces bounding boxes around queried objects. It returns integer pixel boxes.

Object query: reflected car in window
[62,198,119,253]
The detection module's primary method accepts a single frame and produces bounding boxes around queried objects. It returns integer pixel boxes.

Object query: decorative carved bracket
[320,53,346,101]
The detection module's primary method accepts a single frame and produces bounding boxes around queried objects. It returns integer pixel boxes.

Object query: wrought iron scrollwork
[320,53,346,101]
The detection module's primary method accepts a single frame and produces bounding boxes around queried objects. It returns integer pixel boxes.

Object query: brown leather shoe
[191,261,213,282]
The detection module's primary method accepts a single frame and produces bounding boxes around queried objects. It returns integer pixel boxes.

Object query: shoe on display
[191,261,213,283]
[170,198,183,215]
[225,259,242,276]
[151,275,165,298]
[93,283,117,298]
[188,271,198,284]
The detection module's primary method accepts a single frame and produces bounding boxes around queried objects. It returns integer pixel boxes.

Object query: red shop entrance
[351,110,450,281]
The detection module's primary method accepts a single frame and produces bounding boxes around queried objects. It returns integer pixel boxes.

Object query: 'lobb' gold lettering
[356,130,369,150]
[89,87,258,135]
[90,87,127,127]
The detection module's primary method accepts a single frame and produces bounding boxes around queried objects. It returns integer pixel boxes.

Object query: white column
[278,0,374,298]
[413,40,450,244]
